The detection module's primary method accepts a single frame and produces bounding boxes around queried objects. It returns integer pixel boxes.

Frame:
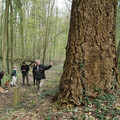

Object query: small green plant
[45,116,51,120]
[70,115,79,120]
[82,114,87,119]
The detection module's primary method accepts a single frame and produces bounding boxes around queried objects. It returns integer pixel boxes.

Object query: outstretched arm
[43,62,53,70]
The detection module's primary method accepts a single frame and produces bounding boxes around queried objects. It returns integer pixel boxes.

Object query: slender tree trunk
[42,0,50,65]
[48,0,55,62]
[3,0,9,71]
[0,0,4,57]
[14,9,17,59]
[33,41,36,59]
[57,0,119,108]
[0,1,2,57]
[20,2,24,59]
[6,0,10,74]
[38,16,42,59]
[53,7,58,60]
[33,4,36,59]
[10,0,14,71]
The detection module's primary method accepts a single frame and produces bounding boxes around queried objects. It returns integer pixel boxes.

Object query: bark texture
[117,39,120,61]
[57,0,119,107]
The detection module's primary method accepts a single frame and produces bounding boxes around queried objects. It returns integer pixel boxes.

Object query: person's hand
[50,62,53,66]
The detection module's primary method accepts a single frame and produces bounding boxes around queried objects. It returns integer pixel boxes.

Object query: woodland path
[0,64,63,120]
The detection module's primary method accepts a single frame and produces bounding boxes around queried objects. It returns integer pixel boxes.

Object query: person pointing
[34,59,53,96]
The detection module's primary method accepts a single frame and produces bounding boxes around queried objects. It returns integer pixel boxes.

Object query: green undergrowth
[1,73,21,84]
[82,91,120,119]
[38,88,59,100]
[40,89,120,120]
[0,90,120,120]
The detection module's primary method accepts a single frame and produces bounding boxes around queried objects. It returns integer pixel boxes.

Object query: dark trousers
[36,80,41,90]
[0,80,1,87]
[33,74,36,85]
[22,73,29,85]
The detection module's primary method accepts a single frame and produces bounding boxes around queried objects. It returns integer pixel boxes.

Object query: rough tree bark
[57,0,119,107]
[117,39,120,61]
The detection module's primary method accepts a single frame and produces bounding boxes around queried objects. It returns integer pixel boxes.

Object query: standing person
[0,71,4,87]
[32,63,36,85]
[11,67,17,87]
[21,62,30,86]
[34,59,53,95]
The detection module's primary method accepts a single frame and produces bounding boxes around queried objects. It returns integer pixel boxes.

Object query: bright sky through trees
[57,0,71,12]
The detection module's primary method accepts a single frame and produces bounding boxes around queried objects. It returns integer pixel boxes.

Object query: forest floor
[0,64,120,120]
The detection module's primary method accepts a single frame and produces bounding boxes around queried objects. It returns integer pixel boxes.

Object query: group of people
[0,59,53,95]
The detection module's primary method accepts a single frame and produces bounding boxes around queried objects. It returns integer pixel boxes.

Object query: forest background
[0,0,120,78]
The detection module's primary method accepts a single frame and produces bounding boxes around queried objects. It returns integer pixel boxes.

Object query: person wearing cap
[21,62,30,85]
[11,67,17,87]
[0,71,4,87]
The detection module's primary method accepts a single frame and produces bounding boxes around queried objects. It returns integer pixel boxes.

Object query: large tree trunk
[57,0,119,107]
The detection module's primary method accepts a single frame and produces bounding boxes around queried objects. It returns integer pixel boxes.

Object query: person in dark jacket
[32,64,36,85]
[0,71,4,87]
[34,59,53,95]
[21,62,30,86]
